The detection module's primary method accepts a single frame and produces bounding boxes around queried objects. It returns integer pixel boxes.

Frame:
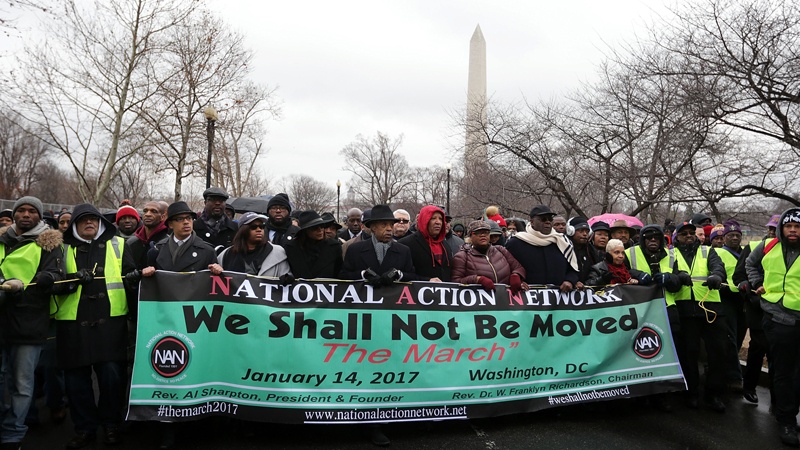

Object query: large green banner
[127,271,685,424]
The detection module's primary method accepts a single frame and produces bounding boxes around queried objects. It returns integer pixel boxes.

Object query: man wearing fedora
[193,187,238,252]
[341,205,417,285]
[143,201,220,276]
[610,219,636,249]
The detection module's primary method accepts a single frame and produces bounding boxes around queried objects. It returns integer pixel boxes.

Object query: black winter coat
[398,232,453,281]
[340,239,418,281]
[284,238,342,279]
[56,204,137,369]
[505,237,579,286]
[0,225,64,345]
[193,215,238,252]
[148,234,217,272]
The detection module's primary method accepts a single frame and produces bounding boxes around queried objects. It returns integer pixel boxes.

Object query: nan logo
[151,336,190,378]
[633,326,662,360]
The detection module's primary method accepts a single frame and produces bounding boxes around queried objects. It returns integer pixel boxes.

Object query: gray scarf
[168,232,196,266]
[372,234,391,265]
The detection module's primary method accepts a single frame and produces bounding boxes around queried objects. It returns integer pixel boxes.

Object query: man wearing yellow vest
[54,203,137,449]
[0,196,64,449]
[716,220,747,393]
[746,208,800,447]
[625,224,686,411]
[670,221,727,412]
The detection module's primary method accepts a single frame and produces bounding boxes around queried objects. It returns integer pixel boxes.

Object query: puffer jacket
[451,244,525,284]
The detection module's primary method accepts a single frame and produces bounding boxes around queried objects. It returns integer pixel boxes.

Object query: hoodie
[398,205,452,281]
[746,207,800,324]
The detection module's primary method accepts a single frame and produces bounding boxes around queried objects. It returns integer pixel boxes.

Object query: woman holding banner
[217,212,292,278]
[452,220,527,293]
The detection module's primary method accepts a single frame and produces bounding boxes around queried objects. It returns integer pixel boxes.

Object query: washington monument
[465,24,487,166]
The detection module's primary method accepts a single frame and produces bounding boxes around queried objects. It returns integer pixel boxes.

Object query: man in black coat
[505,205,578,292]
[265,193,299,245]
[567,216,601,288]
[193,187,238,253]
[143,202,218,275]
[125,200,169,271]
[341,205,417,283]
[398,205,452,282]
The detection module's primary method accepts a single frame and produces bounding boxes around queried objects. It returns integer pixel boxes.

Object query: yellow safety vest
[717,248,739,293]
[672,245,720,302]
[54,237,127,320]
[762,241,800,311]
[625,246,676,307]
[0,241,42,283]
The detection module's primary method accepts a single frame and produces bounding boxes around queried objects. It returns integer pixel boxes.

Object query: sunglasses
[397,219,410,224]
[249,223,266,230]
[643,234,660,241]
[677,232,694,237]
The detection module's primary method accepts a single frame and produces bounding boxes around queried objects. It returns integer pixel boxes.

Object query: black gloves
[124,270,142,283]
[636,272,653,286]
[677,271,693,287]
[69,269,94,285]
[379,269,401,286]
[33,272,55,290]
[279,273,295,286]
[704,275,722,290]
[363,269,382,287]
[363,269,401,287]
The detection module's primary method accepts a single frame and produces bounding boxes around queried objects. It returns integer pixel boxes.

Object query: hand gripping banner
[127,271,685,424]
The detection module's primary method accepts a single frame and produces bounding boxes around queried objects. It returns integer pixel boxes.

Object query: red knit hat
[116,205,140,223]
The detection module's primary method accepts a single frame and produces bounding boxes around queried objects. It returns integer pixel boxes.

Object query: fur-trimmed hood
[0,224,64,252]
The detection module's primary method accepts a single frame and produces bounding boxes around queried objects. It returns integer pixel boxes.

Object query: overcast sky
[3,1,671,198]
[204,0,669,196]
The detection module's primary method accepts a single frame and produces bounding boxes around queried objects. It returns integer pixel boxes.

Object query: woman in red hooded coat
[398,205,452,282]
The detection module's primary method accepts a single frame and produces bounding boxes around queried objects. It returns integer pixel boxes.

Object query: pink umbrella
[588,213,644,228]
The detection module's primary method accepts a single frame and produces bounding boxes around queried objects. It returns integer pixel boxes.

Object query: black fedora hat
[320,212,342,229]
[364,205,398,225]
[297,210,326,231]
[167,201,197,222]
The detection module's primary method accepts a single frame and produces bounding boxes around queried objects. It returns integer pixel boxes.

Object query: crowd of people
[0,189,798,448]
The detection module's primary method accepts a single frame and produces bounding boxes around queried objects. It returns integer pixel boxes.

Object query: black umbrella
[228,197,271,214]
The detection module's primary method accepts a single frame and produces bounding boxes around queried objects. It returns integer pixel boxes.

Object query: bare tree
[0,114,49,198]
[214,82,280,198]
[340,132,411,205]
[140,9,279,201]
[281,175,336,213]
[645,0,800,204]
[6,0,195,206]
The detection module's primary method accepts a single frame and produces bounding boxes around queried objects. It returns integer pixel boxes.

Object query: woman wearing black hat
[283,211,342,279]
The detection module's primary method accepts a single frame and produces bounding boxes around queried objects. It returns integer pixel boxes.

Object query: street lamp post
[336,180,342,222]
[446,164,451,215]
[204,106,218,189]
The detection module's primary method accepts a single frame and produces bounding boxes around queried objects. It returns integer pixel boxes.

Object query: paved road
[22,385,785,449]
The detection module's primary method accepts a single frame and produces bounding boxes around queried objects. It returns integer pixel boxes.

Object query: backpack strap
[764,238,779,255]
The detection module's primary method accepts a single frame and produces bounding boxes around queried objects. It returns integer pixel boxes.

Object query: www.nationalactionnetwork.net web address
[303,405,468,424]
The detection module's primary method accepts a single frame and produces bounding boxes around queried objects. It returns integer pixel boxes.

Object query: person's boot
[368,424,390,447]
[742,390,758,404]
[779,424,800,447]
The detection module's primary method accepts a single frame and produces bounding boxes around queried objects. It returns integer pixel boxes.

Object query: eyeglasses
[396,219,410,224]
[269,206,288,212]
[472,230,490,236]
[249,223,266,230]
[172,215,193,223]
